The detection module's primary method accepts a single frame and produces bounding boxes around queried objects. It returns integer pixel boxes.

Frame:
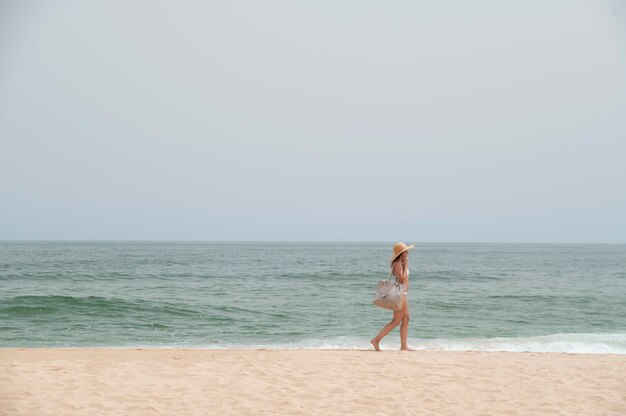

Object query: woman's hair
[391,251,406,269]
[391,253,403,268]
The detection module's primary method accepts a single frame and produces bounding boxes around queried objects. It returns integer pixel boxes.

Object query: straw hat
[390,242,415,264]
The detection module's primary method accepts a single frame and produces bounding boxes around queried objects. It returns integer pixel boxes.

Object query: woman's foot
[370,338,380,351]
[400,346,416,351]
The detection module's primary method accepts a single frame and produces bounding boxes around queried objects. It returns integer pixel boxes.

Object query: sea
[1,242,625,353]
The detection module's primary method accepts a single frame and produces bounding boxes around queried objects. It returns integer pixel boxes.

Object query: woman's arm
[393,261,407,286]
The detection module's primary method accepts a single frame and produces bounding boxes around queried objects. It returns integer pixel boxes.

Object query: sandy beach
[1,349,624,415]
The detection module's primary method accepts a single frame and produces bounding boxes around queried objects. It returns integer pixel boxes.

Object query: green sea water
[1,242,625,352]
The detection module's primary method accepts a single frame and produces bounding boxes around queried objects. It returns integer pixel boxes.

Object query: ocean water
[1,242,625,353]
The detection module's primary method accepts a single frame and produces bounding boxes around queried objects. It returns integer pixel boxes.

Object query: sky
[1,0,625,243]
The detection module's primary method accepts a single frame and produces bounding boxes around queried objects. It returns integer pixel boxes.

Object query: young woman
[371,242,415,351]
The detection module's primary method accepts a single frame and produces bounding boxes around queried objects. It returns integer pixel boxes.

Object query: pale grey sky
[1,0,625,243]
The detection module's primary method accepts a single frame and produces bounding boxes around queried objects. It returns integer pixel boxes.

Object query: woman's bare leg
[371,309,403,351]
[399,296,414,350]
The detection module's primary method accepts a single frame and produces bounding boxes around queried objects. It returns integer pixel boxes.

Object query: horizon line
[1,239,624,245]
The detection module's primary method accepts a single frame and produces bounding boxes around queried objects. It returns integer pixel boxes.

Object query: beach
[2,243,625,414]
[1,349,624,415]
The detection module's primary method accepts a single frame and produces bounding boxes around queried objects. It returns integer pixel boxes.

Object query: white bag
[373,270,405,311]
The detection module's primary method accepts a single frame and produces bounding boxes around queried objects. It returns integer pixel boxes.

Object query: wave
[0,295,202,318]
[2,296,624,354]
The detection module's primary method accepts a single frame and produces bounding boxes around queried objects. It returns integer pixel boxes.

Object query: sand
[1,349,624,415]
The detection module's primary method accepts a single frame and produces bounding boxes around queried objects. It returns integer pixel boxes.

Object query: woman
[371,242,415,351]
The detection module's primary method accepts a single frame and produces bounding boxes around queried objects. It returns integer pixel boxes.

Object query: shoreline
[1,346,625,355]
[2,331,625,355]
[2,349,625,415]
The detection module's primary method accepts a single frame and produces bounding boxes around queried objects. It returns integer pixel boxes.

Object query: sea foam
[412,333,626,354]
[221,333,626,354]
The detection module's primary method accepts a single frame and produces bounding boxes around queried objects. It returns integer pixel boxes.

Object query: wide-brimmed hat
[390,242,415,264]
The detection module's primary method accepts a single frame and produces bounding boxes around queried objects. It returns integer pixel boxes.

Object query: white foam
[207,333,626,354]
[92,333,626,354]
[412,333,626,354]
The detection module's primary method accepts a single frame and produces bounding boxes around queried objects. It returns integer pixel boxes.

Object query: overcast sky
[1,0,625,243]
